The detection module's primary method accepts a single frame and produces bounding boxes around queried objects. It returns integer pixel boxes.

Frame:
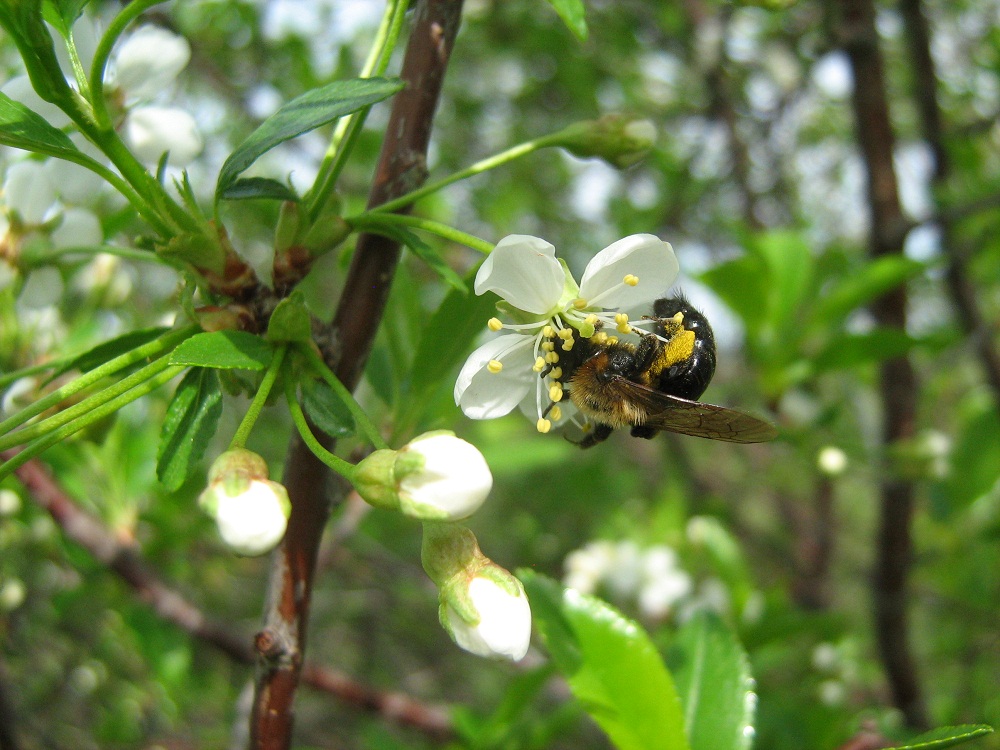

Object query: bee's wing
[611,377,778,443]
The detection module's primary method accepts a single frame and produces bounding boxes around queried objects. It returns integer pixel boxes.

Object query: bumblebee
[546,296,777,448]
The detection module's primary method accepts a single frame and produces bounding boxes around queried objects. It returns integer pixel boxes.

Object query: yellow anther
[591,332,608,344]
[542,325,555,338]
[536,418,552,434]
[615,313,629,325]
[572,298,588,310]
[549,384,564,402]
[532,357,546,372]
[558,327,573,340]
[487,317,503,332]
[545,351,560,364]
[549,405,562,421]
[562,339,575,351]
[623,274,639,286]
[585,314,599,326]
[541,341,555,352]
[616,322,632,334]
[487,359,503,373]
[550,367,563,380]
[672,311,684,323]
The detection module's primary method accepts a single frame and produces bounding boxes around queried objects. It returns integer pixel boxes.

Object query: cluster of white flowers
[564,539,694,621]
[454,234,678,434]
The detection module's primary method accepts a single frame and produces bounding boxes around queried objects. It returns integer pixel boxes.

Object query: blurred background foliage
[1,0,999,748]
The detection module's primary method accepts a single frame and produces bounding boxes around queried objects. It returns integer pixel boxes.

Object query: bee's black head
[653,294,713,339]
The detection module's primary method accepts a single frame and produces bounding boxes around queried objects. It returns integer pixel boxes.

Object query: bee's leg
[632,333,661,374]
[570,423,614,449]
[629,425,658,440]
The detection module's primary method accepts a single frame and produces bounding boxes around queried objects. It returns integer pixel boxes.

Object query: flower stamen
[487,359,503,374]
[487,317,503,332]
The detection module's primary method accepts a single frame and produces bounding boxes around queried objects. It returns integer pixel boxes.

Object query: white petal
[578,234,679,309]
[125,107,203,166]
[454,335,537,419]
[114,26,191,100]
[51,207,102,249]
[447,577,531,661]
[474,235,565,314]
[3,161,56,224]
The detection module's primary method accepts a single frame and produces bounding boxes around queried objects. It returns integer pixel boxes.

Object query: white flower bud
[397,432,492,520]
[199,449,290,556]
[817,446,848,476]
[125,107,203,166]
[355,432,492,521]
[443,571,532,661]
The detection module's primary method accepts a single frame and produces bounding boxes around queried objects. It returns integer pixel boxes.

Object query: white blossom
[112,26,191,101]
[455,234,678,434]
[125,107,203,167]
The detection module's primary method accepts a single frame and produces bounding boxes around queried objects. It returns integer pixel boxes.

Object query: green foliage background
[1,0,999,748]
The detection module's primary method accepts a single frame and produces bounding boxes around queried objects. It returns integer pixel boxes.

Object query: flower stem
[346,213,494,256]
[0,324,199,438]
[0,354,176,451]
[370,135,557,215]
[0,364,183,483]
[306,0,411,221]
[284,376,358,480]
[297,345,390,450]
[229,345,288,450]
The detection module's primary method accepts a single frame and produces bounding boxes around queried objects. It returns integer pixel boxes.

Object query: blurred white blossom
[563,539,693,620]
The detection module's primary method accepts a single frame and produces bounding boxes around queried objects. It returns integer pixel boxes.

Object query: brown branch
[900,0,1000,410]
[0,655,20,750]
[836,0,929,729]
[249,2,465,747]
[3,451,454,741]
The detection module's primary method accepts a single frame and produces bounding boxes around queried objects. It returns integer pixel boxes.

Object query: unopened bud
[554,114,657,169]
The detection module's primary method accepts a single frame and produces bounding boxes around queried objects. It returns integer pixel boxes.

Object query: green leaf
[219,176,298,202]
[669,612,754,750]
[266,294,313,344]
[810,256,926,327]
[370,223,467,293]
[215,77,404,199]
[156,368,223,492]
[0,91,81,157]
[752,230,813,335]
[698,255,768,331]
[544,0,588,41]
[50,326,170,379]
[169,331,273,371]
[941,398,1000,512]
[405,264,497,413]
[300,377,354,438]
[888,725,994,750]
[41,0,91,37]
[810,328,918,372]
[522,571,691,750]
